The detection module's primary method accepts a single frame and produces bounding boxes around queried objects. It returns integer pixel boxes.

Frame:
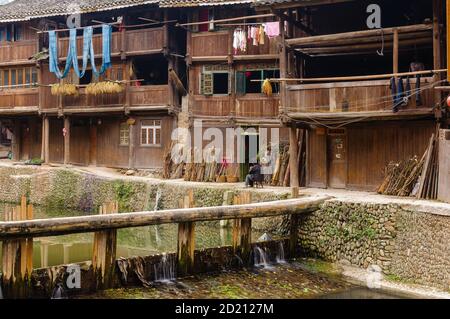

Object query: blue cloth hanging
[49,30,74,79]
[90,25,112,77]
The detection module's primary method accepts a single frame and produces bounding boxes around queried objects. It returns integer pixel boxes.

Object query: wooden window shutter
[235,71,246,96]
[201,72,213,96]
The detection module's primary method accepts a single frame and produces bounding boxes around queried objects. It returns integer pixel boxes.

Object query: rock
[125,170,135,176]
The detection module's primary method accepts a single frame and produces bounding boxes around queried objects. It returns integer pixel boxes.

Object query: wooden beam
[286,24,433,47]
[43,116,49,164]
[233,192,252,264]
[169,68,187,96]
[178,13,276,27]
[0,197,330,240]
[290,187,300,258]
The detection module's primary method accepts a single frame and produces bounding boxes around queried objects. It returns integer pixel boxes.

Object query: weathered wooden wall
[307,120,435,191]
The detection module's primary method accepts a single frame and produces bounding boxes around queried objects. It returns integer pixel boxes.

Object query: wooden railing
[0,88,39,109]
[0,40,36,65]
[191,94,280,118]
[236,94,280,117]
[40,85,170,111]
[57,27,165,59]
[0,190,329,298]
[190,31,279,58]
[286,78,435,114]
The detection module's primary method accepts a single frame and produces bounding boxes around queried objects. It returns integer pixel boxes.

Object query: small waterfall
[254,246,271,269]
[276,242,287,264]
[51,284,68,299]
[154,253,176,283]
[153,189,162,212]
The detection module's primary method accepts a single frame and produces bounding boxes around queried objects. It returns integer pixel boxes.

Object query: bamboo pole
[251,69,448,83]
[92,202,118,289]
[177,14,276,27]
[177,190,195,277]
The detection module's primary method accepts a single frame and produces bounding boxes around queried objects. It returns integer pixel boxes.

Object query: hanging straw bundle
[85,81,124,95]
[51,83,78,96]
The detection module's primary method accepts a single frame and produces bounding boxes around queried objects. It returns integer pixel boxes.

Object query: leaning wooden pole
[289,128,300,187]
[177,190,195,277]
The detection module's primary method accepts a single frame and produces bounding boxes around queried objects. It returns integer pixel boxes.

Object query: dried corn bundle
[51,83,78,96]
[85,81,124,95]
[262,79,273,97]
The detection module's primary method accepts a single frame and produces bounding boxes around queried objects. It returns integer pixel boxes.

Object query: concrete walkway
[2,159,450,216]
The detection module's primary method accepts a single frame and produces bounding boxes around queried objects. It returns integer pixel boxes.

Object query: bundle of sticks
[163,141,184,179]
[377,133,439,199]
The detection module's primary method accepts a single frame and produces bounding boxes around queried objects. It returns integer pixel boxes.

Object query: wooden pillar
[92,202,118,289]
[177,190,195,277]
[289,187,299,258]
[1,196,33,298]
[232,192,252,264]
[393,28,399,74]
[279,15,287,115]
[128,120,135,169]
[43,116,49,163]
[432,0,443,109]
[63,117,70,165]
[289,127,299,187]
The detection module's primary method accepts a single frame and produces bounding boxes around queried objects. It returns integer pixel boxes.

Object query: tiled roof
[159,0,253,8]
[0,0,159,23]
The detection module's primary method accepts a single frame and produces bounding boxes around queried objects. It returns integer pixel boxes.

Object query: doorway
[327,129,347,189]
[239,128,259,181]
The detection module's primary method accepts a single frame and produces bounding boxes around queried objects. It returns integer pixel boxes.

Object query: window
[200,66,229,96]
[236,69,280,95]
[0,67,37,89]
[141,120,162,146]
[119,123,130,146]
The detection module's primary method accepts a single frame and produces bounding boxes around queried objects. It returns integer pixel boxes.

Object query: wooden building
[158,0,291,178]
[0,0,186,169]
[255,0,448,191]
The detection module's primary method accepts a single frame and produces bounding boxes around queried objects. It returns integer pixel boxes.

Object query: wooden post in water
[289,187,300,258]
[1,196,34,298]
[92,202,118,290]
[177,190,196,277]
[233,192,252,264]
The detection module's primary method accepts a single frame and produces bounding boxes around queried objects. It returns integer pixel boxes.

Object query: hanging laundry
[233,28,247,54]
[390,77,398,113]
[49,29,78,79]
[415,74,422,106]
[405,76,411,103]
[397,78,406,107]
[89,25,112,76]
[264,22,280,38]
[259,25,265,45]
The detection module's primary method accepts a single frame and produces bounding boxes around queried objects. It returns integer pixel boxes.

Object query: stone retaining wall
[298,201,450,291]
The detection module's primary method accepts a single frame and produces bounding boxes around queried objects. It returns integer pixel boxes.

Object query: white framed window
[119,122,129,146]
[141,120,162,146]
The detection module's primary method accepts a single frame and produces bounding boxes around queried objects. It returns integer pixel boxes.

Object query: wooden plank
[63,117,70,165]
[177,190,195,276]
[417,134,435,198]
[289,128,300,187]
[235,192,252,264]
[393,28,399,74]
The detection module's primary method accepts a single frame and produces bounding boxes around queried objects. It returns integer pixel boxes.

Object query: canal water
[0,203,268,270]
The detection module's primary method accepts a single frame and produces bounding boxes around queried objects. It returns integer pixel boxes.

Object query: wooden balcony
[191,94,280,119]
[41,85,171,113]
[286,78,436,121]
[58,27,166,59]
[0,40,37,66]
[190,31,279,61]
[0,88,39,112]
